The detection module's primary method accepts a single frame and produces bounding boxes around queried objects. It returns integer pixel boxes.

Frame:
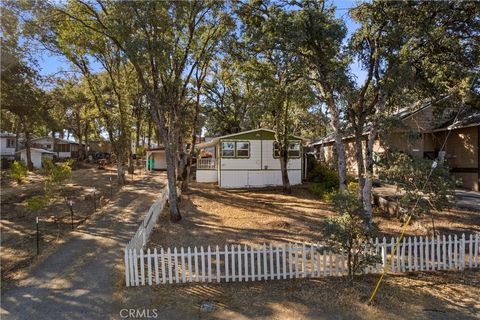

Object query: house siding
[218,138,302,188]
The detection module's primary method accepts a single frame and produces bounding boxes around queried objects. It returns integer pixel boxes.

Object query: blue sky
[36,0,366,84]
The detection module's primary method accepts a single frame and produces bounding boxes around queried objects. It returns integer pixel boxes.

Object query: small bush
[323,190,380,278]
[7,161,28,184]
[308,162,339,186]
[308,163,340,200]
[377,151,455,221]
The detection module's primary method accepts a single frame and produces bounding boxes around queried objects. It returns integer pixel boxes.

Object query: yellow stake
[368,214,413,304]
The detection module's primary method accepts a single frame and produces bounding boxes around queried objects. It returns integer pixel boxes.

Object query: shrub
[322,190,380,279]
[308,163,340,200]
[23,160,73,213]
[377,151,455,221]
[7,161,28,184]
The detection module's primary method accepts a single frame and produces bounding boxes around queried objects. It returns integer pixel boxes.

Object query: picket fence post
[231,244,236,282]
[201,246,206,282]
[468,234,473,268]
[413,237,418,271]
[238,244,242,282]
[154,248,159,285]
[256,244,261,281]
[244,244,248,282]
[194,246,199,282]
[181,247,186,283]
[208,246,212,283]
[475,234,479,267]
[174,247,179,283]
[147,248,152,286]
[187,247,192,283]
[161,248,166,284]
[442,235,447,270]
[225,245,230,282]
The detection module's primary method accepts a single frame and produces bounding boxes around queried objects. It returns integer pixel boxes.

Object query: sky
[35,0,366,84]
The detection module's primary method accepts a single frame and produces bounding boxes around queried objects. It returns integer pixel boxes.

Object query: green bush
[377,151,455,221]
[323,190,380,278]
[308,163,340,200]
[7,161,28,184]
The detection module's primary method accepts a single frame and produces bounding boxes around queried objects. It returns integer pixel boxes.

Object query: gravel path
[0,172,166,320]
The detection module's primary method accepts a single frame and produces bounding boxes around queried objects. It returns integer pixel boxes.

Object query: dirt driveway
[0,172,166,320]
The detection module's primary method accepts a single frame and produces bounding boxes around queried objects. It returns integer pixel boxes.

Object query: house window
[54,144,70,152]
[274,141,301,158]
[236,141,250,158]
[221,142,235,158]
[6,138,15,148]
[288,142,301,158]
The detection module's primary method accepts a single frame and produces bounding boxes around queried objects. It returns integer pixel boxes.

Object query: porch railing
[197,158,217,170]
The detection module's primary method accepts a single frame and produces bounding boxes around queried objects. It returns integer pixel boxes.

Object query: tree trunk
[135,117,141,153]
[362,129,376,227]
[329,104,347,192]
[163,130,181,222]
[84,121,89,159]
[353,124,366,200]
[147,119,152,149]
[127,136,135,175]
[279,149,291,194]
[176,137,187,184]
[116,159,126,186]
[24,128,33,171]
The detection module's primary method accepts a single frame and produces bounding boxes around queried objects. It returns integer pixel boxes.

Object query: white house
[32,137,81,159]
[0,133,17,159]
[18,148,55,169]
[146,147,167,171]
[195,128,304,188]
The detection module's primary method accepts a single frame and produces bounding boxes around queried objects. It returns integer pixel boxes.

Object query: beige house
[311,104,479,191]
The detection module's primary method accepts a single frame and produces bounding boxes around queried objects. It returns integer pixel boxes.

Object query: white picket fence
[126,187,170,251]
[124,233,479,286]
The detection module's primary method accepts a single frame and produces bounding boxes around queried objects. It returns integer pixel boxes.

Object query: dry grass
[140,182,480,319]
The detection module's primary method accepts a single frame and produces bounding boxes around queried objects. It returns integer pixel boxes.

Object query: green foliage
[23,159,72,212]
[378,152,455,221]
[42,159,72,189]
[308,163,339,200]
[323,190,380,278]
[7,161,28,184]
[25,195,50,212]
[136,146,146,157]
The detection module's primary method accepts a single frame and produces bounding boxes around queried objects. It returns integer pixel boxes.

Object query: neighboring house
[0,133,17,159]
[89,140,112,154]
[195,128,305,188]
[18,148,55,169]
[310,103,480,191]
[146,147,167,171]
[32,137,82,159]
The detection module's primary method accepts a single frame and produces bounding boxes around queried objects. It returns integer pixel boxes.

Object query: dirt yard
[138,182,480,319]
[0,163,145,283]
[149,182,480,248]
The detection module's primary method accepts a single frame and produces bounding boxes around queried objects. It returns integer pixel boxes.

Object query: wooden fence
[124,233,479,286]
[126,187,169,251]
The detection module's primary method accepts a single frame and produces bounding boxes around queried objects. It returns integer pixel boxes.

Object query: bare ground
[0,164,146,284]
[1,171,166,320]
[137,182,480,320]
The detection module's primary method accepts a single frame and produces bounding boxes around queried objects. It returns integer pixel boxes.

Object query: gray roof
[434,107,480,130]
